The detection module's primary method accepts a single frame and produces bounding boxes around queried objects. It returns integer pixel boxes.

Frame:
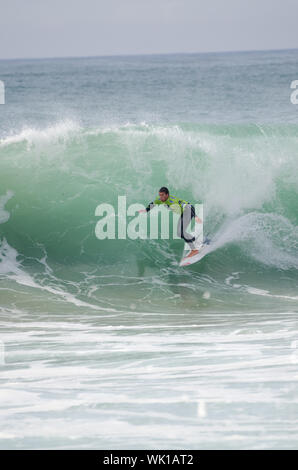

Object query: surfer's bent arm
[145,201,155,212]
[144,196,163,212]
[139,198,161,212]
[138,201,156,214]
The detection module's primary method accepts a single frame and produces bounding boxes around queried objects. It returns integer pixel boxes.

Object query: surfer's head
[159,187,169,201]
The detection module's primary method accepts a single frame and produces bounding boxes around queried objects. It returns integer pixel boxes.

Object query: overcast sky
[0,0,297,59]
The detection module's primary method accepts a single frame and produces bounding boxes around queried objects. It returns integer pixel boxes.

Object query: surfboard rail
[179,240,212,266]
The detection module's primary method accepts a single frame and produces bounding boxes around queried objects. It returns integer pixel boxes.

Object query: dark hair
[159,186,169,195]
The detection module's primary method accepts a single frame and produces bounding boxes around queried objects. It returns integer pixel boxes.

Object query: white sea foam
[0,190,14,224]
[0,237,115,312]
[0,119,81,148]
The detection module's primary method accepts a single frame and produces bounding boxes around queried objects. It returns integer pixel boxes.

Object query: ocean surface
[0,49,298,449]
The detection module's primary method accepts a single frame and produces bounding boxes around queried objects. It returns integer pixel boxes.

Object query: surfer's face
[159,191,169,202]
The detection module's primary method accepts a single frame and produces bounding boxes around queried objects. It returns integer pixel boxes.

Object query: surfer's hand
[195,216,202,223]
[138,209,147,213]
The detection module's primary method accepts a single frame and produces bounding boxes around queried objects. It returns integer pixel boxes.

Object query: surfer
[139,187,202,259]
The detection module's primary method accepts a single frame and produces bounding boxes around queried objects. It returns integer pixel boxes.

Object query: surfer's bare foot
[186,249,199,258]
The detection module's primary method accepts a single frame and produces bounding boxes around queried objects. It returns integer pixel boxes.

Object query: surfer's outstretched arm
[139,201,155,214]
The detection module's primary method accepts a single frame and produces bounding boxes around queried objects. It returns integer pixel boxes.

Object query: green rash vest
[145,195,191,215]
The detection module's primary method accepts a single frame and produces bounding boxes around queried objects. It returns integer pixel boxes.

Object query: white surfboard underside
[180,242,212,266]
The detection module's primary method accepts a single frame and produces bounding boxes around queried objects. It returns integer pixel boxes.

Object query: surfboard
[179,239,212,266]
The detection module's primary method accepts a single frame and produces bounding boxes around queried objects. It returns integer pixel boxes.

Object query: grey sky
[0,0,298,59]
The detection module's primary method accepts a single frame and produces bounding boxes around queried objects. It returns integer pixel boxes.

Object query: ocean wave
[0,121,297,276]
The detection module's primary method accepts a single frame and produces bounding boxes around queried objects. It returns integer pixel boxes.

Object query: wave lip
[0,119,81,148]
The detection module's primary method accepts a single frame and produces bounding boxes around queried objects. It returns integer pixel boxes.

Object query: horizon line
[1,46,298,62]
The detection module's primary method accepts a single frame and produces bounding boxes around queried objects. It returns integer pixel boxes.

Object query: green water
[0,51,298,449]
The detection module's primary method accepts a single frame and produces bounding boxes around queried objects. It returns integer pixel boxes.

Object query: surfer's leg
[177,204,196,249]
